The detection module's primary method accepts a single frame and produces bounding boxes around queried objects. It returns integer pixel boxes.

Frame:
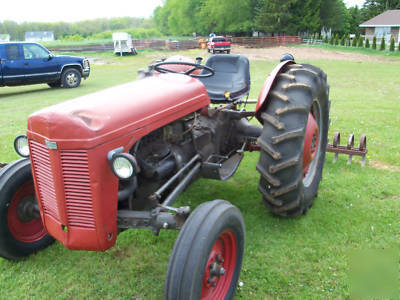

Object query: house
[25,31,54,42]
[360,10,400,43]
[0,34,10,42]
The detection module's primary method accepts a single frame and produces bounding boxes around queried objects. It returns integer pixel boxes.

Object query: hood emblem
[45,140,58,150]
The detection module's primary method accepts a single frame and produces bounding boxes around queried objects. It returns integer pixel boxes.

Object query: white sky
[344,0,366,7]
[1,0,366,23]
[0,0,164,23]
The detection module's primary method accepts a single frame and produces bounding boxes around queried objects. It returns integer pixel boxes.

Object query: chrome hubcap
[66,72,77,86]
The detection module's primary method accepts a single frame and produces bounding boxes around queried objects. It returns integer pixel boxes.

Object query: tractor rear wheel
[0,159,54,260]
[256,63,329,217]
[165,200,245,300]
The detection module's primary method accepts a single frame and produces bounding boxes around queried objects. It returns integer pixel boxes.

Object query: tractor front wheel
[256,63,329,217]
[0,159,54,260]
[165,200,245,300]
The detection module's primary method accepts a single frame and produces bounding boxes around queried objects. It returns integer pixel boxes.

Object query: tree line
[0,17,155,41]
[154,0,400,36]
[1,0,400,41]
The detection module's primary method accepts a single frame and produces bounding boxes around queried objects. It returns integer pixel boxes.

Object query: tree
[348,5,361,34]
[389,37,395,51]
[365,38,370,48]
[358,35,364,47]
[361,0,400,22]
[372,36,377,49]
[380,37,386,50]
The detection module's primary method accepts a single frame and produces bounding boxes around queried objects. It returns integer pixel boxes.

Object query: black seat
[199,55,250,102]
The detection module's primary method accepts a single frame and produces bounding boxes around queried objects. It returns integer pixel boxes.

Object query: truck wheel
[227,50,231,54]
[61,68,81,88]
[212,49,215,54]
[256,63,329,217]
[0,159,54,260]
[165,200,245,300]
[48,80,61,88]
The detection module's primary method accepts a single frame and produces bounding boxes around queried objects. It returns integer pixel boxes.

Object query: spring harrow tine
[326,132,368,166]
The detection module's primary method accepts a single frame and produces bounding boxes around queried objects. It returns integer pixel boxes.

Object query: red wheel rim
[201,230,237,300]
[303,109,320,181]
[7,180,47,243]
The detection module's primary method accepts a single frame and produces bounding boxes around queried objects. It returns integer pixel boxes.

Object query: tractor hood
[27,74,210,149]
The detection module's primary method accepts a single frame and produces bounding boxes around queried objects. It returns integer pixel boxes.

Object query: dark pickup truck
[0,42,90,88]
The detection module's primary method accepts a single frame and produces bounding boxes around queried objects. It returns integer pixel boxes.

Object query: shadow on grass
[0,86,54,98]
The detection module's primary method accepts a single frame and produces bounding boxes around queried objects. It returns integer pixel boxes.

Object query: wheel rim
[303,101,321,187]
[66,72,78,86]
[7,180,47,243]
[201,230,237,300]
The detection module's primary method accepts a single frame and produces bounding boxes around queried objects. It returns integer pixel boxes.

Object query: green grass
[0,49,399,299]
[302,43,400,59]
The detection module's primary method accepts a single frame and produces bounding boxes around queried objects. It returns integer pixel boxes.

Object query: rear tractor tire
[0,159,54,260]
[165,200,245,300]
[256,63,329,217]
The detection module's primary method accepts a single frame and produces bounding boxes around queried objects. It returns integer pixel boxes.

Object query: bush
[398,40,400,51]
[324,35,329,43]
[351,36,357,47]
[365,38,370,48]
[372,36,377,49]
[380,37,385,50]
[60,34,85,42]
[358,36,363,47]
[340,35,345,46]
[329,35,334,45]
[389,38,395,51]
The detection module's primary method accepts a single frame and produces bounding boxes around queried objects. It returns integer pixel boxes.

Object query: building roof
[360,10,400,27]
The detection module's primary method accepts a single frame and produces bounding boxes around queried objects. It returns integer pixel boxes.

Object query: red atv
[0,54,329,299]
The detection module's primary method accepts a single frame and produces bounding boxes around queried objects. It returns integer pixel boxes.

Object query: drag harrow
[326,132,368,166]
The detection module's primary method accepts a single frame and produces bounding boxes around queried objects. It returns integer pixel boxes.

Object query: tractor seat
[199,55,250,102]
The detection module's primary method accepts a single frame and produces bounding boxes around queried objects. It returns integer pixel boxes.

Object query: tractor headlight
[110,153,136,180]
[14,135,30,157]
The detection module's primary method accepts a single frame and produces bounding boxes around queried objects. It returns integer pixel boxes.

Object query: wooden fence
[231,36,302,48]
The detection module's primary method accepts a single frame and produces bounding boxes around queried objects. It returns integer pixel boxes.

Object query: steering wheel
[152,61,215,78]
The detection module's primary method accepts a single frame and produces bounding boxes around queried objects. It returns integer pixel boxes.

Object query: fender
[60,63,83,75]
[255,60,295,123]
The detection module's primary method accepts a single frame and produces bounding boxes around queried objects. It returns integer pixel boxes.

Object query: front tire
[165,200,245,300]
[61,68,81,88]
[256,63,329,217]
[0,159,54,260]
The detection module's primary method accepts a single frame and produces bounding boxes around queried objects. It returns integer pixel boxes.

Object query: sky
[1,0,366,24]
[0,0,164,23]
[344,0,366,7]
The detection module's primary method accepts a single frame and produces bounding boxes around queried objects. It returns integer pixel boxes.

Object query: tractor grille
[60,150,95,229]
[30,141,96,230]
[29,140,60,221]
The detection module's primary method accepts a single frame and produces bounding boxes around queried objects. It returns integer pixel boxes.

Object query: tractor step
[202,152,244,181]
[326,132,367,166]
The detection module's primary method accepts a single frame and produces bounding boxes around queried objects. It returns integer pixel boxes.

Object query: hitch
[326,132,368,166]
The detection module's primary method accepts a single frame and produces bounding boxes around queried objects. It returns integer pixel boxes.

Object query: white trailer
[112,32,137,56]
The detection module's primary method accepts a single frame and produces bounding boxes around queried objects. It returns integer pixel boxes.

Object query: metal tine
[333,132,340,163]
[347,134,354,165]
[359,135,367,167]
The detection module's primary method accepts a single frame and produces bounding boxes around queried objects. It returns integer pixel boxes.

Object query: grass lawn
[301,43,400,59]
[0,49,399,299]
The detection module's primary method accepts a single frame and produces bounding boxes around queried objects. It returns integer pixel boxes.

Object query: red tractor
[0,53,329,299]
